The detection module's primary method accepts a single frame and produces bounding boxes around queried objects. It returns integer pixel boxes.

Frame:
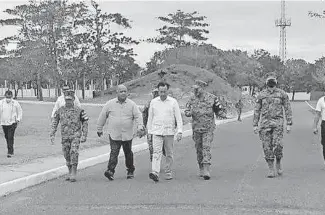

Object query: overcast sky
[0,0,325,66]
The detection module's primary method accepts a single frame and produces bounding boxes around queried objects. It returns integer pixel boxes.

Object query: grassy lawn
[0,103,112,166]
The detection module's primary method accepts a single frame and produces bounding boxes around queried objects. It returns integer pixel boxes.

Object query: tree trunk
[82,71,85,100]
[292,90,295,101]
[37,72,43,101]
[100,73,104,97]
[21,84,23,99]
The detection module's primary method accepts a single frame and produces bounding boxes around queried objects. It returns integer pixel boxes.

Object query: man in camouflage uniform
[253,73,292,178]
[185,80,227,180]
[142,88,165,162]
[235,99,244,121]
[50,90,89,182]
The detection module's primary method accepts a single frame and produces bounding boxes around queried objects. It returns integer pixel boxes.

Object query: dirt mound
[92,64,255,117]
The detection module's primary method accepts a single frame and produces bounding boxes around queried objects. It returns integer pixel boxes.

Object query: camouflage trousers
[62,137,80,166]
[259,127,284,161]
[237,109,242,120]
[193,130,214,165]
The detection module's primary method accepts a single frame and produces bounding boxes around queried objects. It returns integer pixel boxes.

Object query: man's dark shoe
[127,171,134,179]
[104,170,114,181]
[7,154,13,158]
[149,172,159,182]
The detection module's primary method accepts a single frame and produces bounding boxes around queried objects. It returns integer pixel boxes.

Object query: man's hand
[137,127,146,138]
[313,127,318,135]
[80,136,87,143]
[184,110,191,117]
[253,126,259,134]
[286,125,291,134]
[148,134,153,142]
[50,136,55,145]
[97,132,103,137]
[176,132,182,142]
[137,125,144,131]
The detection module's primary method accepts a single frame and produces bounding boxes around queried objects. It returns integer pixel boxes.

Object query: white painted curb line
[0,111,253,197]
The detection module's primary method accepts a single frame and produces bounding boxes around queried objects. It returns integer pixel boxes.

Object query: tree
[284,59,312,100]
[74,0,139,95]
[0,0,88,99]
[312,57,325,91]
[252,49,285,87]
[147,10,209,48]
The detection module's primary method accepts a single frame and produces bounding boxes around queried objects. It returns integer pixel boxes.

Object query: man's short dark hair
[157,81,170,90]
[4,90,13,97]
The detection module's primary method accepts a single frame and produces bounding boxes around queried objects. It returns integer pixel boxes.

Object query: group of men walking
[6,72,325,182]
[48,80,228,182]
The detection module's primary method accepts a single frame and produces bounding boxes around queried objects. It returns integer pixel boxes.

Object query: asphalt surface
[1,102,325,215]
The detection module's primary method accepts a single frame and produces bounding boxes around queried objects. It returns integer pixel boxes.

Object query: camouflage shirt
[253,88,292,128]
[185,92,226,133]
[235,101,243,110]
[142,100,151,128]
[50,106,89,139]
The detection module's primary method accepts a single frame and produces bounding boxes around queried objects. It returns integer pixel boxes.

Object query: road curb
[0,111,253,197]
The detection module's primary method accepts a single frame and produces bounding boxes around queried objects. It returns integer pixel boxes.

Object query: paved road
[1,102,325,215]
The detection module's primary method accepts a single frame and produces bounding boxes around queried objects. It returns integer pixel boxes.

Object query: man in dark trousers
[97,85,144,180]
[0,90,23,158]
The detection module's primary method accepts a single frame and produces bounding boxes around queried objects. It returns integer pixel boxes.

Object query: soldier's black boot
[65,165,72,181]
[203,163,210,180]
[266,160,275,178]
[276,158,283,176]
[70,164,77,182]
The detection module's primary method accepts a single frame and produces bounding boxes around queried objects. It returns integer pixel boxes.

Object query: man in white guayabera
[147,81,183,182]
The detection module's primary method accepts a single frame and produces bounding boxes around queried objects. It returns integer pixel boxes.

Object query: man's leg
[193,131,203,177]
[69,138,81,182]
[122,139,135,179]
[150,135,164,182]
[62,138,72,181]
[259,128,275,178]
[7,123,17,156]
[238,110,242,121]
[201,130,214,180]
[105,136,122,180]
[2,125,10,157]
[320,120,325,168]
[163,135,175,180]
[147,134,153,162]
[273,126,284,176]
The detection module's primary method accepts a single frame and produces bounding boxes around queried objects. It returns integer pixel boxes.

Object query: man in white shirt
[313,96,325,163]
[147,82,183,182]
[51,85,81,118]
[0,90,23,158]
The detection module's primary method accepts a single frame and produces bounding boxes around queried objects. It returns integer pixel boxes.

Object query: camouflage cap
[265,73,277,81]
[194,80,208,88]
[62,85,70,91]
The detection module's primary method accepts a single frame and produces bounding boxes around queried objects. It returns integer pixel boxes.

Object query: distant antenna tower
[275,0,291,62]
